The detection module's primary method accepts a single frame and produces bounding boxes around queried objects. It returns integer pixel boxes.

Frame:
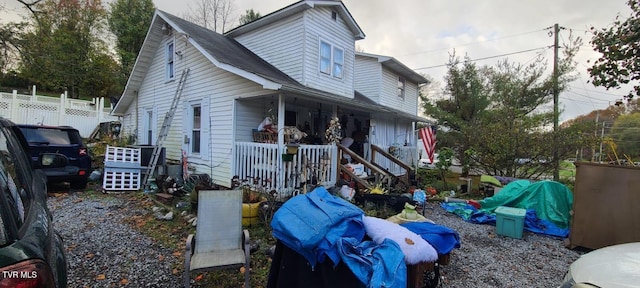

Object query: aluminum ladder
[142,68,190,190]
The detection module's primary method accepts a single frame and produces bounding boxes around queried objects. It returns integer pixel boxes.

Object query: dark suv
[0,117,68,287]
[17,124,92,189]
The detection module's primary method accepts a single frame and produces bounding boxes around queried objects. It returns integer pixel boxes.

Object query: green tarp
[480,175,502,187]
[479,180,574,229]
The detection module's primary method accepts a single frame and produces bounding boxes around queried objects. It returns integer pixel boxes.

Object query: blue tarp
[441,202,570,238]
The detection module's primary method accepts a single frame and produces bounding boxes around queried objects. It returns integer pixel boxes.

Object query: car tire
[70,179,87,190]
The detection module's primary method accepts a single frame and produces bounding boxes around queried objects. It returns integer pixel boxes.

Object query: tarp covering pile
[441,180,573,238]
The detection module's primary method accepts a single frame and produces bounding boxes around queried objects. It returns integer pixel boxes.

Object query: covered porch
[232,92,424,197]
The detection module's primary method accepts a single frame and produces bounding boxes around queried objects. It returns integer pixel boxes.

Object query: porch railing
[365,144,418,175]
[234,142,337,198]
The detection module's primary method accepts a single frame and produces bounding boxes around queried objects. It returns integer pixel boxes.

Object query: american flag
[419,126,437,164]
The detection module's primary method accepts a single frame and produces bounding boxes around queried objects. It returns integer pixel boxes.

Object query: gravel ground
[422,201,583,288]
[48,192,183,288]
[48,191,583,288]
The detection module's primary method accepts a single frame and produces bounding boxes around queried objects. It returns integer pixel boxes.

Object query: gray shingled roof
[161,11,303,88]
[155,11,428,123]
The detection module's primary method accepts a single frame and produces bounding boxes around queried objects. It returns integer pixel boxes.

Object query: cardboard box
[495,206,526,239]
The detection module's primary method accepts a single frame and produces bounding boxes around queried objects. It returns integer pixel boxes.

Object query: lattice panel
[102,169,141,191]
[65,108,92,117]
[19,102,58,111]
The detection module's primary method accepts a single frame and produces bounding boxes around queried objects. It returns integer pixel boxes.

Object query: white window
[333,47,343,79]
[320,41,331,75]
[166,41,174,80]
[146,110,153,145]
[397,76,406,99]
[319,40,344,79]
[191,104,201,154]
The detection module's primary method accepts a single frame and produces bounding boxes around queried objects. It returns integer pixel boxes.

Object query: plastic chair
[184,189,250,287]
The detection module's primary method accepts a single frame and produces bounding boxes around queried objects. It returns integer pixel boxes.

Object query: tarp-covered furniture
[268,186,456,288]
[569,162,640,249]
[184,189,250,287]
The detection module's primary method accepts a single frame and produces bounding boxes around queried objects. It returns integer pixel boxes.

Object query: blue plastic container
[495,206,526,239]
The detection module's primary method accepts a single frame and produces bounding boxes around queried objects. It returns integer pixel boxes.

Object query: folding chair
[184,189,250,287]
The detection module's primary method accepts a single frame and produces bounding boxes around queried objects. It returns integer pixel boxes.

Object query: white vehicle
[418,154,438,169]
[558,242,640,288]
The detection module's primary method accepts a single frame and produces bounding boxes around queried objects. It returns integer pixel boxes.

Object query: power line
[564,90,614,103]
[560,95,601,105]
[413,46,552,70]
[398,28,546,57]
[569,85,627,97]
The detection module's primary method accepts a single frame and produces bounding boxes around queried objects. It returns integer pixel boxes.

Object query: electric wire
[398,28,547,57]
[413,46,552,70]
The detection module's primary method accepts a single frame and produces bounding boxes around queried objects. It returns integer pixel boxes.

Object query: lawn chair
[184,189,250,288]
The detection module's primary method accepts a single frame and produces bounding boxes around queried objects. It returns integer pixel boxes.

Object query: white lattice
[65,108,93,117]
[102,169,141,191]
[19,102,58,111]
[104,146,141,164]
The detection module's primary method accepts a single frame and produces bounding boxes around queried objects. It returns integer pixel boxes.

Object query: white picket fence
[0,89,118,137]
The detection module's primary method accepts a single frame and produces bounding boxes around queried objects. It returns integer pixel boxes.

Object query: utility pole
[552,23,560,181]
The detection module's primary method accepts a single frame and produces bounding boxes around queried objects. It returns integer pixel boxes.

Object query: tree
[238,8,260,25]
[0,21,27,74]
[108,0,155,88]
[186,0,236,33]
[421,55,490,176]
[610,112,640,159]
[17,0,118,99]
[422,44,586,178]
[589,0,640,100]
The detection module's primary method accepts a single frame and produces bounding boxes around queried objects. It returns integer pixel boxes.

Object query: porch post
[277,94,286,192]
[11,90,18,122]
[58,92,66,126]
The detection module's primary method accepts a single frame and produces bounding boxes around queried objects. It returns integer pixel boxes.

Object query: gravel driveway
[48,190,583,288]
[48,192,183,288]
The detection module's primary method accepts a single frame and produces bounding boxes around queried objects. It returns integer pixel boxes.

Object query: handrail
[370,144,415,185]
[336,143,393,188]
[339,165,373,190]
[337,143,390,176]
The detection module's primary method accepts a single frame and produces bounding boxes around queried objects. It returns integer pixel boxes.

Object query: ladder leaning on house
[142,68,190,190]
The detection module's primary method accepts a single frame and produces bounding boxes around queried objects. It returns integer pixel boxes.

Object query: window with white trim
[191,104,201,154]
[333,47,343,79]
[146,110,153,145]
[319,40,344,79]
[397,76,406,99]
[320,41,331,75]
[166,41,174,80]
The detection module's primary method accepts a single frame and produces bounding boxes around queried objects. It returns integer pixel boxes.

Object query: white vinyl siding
[132,34,267,187]
[354,55,382,102]
[230,6,355,97]
[381,68,419,115]
[303,7,355,98]
[233,13,305,84]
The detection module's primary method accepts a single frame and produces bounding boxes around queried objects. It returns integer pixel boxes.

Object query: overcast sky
[2,0,634,121]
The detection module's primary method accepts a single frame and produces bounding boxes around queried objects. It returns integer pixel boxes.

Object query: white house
[111,0,429,193]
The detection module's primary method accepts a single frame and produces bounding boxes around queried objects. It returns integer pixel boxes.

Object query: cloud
[3,0,634,121]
